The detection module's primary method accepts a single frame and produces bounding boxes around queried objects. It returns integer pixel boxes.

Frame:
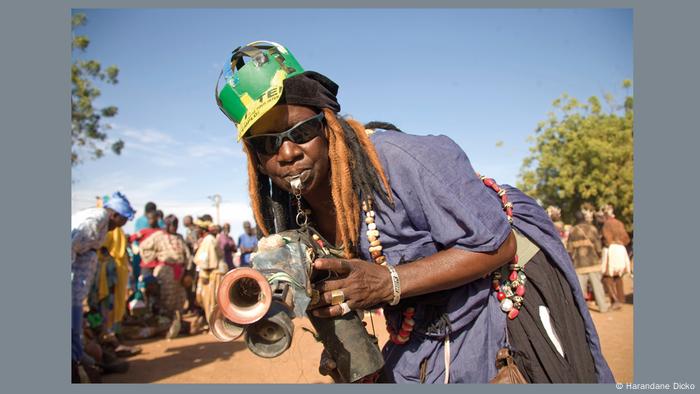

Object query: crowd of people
[71,195,259,383]
[548,203,633,313]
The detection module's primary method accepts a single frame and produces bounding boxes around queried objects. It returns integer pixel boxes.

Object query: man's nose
[277,139,304,164]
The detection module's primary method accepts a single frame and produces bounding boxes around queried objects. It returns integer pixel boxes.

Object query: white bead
[500,298,513,312]
[367,223,377,230]
[368,211,375,218]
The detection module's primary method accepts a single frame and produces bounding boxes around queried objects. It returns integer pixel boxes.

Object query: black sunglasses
[245,113,325,155]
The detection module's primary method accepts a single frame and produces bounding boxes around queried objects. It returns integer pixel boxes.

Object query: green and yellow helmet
[215,41,305,141]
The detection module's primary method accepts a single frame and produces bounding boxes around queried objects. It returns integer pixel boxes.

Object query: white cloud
[186,144,242,159]
[150,156,180,168]
[106,124,187,168]
[71,174,187,215]
[120,127,177,145]
[109,123,243,165]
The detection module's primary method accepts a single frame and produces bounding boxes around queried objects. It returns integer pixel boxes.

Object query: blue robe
[358,130,614,383]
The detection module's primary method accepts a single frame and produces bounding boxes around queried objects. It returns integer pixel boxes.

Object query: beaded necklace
[478,175,527,321]
[366,175,526,345]
[362,198,416,345]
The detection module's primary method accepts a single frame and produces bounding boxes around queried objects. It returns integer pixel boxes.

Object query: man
[180,215,200,315]
[192,217,223,325]
[134,202,157,232]
[212,40,613,383]
[139,214,191,338]
[546,205,567,245]
[237,221,258,267]
[156,209,166,228]
[600,204,631,310]
[72,191,135,378]
[218,223,237,270]
[183,215,200,255]
[567,204,608,313]
[134,211,166,279]
[131,202,160,285]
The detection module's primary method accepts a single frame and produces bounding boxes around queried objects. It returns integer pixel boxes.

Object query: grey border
[1,0,698,393]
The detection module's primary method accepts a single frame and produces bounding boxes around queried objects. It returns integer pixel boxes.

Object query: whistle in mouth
[290,176,303,193]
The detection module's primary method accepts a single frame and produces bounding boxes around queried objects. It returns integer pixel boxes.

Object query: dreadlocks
[244,110,394,258]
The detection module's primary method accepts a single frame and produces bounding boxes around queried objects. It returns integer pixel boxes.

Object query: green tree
[71,13,123,166]
[517,80,634,231]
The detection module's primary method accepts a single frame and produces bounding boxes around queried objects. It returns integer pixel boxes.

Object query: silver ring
[339,302,351,316]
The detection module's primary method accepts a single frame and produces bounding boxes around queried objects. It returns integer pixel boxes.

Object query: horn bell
[217,267,272,325]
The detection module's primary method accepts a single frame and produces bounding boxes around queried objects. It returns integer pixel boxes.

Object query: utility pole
[208,194,222,225]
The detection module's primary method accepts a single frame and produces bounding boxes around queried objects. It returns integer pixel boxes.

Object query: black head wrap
[278,71,341,113]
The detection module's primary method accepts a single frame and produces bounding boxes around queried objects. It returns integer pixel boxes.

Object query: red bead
[501,195,508,205]
[492,184,500,193]
[398,329,411,337]
[492,280,501,290]
[508,309,520,320]
[516,285,525,297]
[497,292,506,301]
[316,239,324,247]
[371,250,382,259]
[509,270,518,282]
[513,255,519,264]
[484,178,495,188]
[506,207,513,217]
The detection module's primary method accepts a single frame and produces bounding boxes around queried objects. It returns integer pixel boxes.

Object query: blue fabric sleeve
[374,132,511,253]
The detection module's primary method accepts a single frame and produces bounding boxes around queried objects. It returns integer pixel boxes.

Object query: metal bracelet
[386,264,401,306]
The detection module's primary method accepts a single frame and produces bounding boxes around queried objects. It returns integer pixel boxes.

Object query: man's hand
[308,258,393,318]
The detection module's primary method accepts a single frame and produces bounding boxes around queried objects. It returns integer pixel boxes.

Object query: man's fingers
[308,280,347,309]
[312,303,348,318]
[314,278,346,294]
[313,258,353,274]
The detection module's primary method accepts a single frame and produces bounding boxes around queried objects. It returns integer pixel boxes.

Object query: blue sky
[70,8,633,235]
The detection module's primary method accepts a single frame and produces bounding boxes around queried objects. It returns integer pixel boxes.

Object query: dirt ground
[103,276,633,384]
